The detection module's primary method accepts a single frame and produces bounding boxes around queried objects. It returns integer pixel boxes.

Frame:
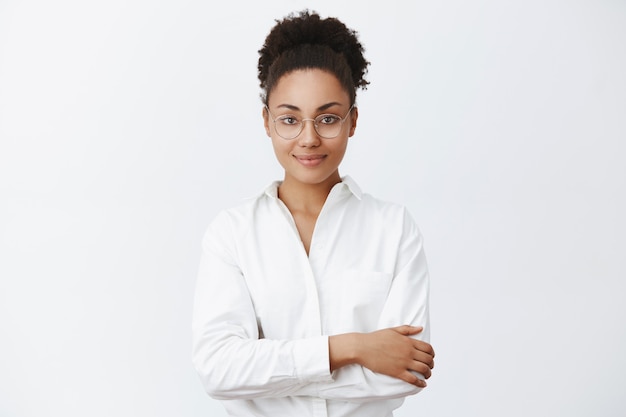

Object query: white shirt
[192,176,430,417]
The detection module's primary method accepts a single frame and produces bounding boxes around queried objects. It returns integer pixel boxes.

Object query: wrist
[328,333,361,371]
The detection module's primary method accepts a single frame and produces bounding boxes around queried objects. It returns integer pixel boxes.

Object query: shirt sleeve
[192,211,334,400]
[301,207,431,402]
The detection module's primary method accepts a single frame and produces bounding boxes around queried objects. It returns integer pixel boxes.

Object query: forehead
[268,69,350,111]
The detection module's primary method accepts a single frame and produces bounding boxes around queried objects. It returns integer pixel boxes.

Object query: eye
[318,114,341,125]
[277,115,299,125]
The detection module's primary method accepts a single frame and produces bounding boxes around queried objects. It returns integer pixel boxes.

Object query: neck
[278,173,342,214]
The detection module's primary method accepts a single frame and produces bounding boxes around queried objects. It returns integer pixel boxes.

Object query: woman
[192,10,434,417]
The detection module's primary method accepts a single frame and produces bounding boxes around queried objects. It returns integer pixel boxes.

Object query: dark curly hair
[258,10,370,105]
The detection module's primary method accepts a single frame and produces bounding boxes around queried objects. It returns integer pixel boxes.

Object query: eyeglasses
[265,105,354,140]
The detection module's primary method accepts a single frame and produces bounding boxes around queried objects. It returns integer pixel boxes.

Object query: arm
[192,212,333,400]
[329,325,434,386]
[303,208,434,401]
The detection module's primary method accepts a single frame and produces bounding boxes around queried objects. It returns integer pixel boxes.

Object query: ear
[262,106,271,137]
[348,107,358,137]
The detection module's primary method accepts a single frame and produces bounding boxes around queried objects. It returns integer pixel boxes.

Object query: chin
[292,171,340,186]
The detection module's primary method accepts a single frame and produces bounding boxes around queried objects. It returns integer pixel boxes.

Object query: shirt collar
[338,175,362,200]
[262,181,282,199]
[261,175,362,200]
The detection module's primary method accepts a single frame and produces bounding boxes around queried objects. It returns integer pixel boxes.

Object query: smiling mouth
[294,154,326,167]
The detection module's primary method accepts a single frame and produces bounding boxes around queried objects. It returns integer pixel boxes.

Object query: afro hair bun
[258,10,370,94]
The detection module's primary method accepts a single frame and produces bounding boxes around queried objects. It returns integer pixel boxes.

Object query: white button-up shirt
[192,176,430,417]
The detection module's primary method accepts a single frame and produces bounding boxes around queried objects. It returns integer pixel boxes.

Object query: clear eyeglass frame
[265,105,355,140]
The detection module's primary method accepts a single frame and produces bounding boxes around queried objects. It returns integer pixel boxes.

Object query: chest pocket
[337,269,393,333]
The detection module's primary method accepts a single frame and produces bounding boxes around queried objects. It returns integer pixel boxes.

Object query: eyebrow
[276,102,343,112]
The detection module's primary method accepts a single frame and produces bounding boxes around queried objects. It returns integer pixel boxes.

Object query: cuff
[292,335,333,383]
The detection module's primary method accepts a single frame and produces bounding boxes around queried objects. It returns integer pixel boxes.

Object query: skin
[263,68,435,387]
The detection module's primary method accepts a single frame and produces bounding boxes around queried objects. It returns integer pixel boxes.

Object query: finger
[395,325,423,336]
[410,361,432,379]
[413,340,435,356]
[402,370,427,388]
[413,350,435,369]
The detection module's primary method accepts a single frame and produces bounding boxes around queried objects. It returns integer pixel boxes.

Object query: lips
[294,154,326,167]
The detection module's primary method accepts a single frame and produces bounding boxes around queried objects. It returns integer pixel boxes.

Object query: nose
[297,119,321,147]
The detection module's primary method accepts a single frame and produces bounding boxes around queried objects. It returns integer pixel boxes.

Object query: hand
[355,325,435,387]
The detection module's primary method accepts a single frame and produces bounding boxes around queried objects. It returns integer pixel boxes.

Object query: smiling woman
[192,10,434,417]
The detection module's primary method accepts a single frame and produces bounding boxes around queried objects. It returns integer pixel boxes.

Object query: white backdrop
[1,0,625,416]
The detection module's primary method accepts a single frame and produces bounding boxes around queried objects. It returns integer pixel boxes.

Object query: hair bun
[258,10,370,95]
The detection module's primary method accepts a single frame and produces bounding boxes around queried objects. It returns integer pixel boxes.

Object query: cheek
[330,140,349,161]
[271,138,291,159]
